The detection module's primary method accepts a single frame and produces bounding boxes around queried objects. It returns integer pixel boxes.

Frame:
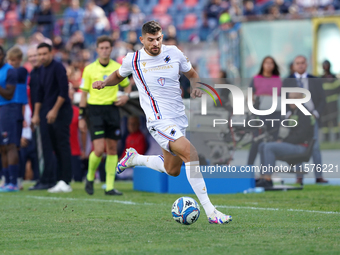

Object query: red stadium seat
[184,0,198,8]
[181,14,198,29]
[159,0,173,7]
[153,4,168,15]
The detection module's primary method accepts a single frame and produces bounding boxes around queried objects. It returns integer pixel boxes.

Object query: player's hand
[31,114,40,127]
[79,118,87,133]
[92,81,106,90]
[115,95,129,107]
[191,88,203,99]
[23,120,28,128]
[46,109,58,124]
[20,138,29,148]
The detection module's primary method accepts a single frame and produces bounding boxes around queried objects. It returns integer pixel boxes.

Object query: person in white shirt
[92,21,232,225]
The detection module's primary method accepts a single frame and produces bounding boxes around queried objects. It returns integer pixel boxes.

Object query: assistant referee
[79,35,130,195]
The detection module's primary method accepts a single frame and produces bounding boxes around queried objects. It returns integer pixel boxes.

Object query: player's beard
[147,46,161,56]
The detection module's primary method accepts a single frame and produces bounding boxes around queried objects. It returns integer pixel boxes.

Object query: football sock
[87,151,102,181]
[133,154,167,174]
[9,164,19,186]
[105,155,118,191]
[185,161,215,216]
[3,167,9,185]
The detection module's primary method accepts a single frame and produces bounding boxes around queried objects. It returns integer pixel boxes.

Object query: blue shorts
[0,103,23,147]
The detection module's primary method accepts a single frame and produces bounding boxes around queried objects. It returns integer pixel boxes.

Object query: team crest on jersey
[157,77,165,86]
[169,128,176,136]
[164,55,171,63]
[142,61,146,67]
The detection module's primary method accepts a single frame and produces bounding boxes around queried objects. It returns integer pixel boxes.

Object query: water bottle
[243,187,265,194]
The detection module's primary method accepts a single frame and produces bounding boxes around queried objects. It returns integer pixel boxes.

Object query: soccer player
[92,21,232,224]
[6,47,29,189]
[0,46,22,192]
[79,35,131,196]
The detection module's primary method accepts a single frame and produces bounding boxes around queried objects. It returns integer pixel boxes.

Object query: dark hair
[258,56,280,76]
[96,35,113,47]
[142,21,162,35]
[37,42,52,52]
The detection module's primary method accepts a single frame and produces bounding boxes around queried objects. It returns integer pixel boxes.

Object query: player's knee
[94,147,104,157]
[165,166,181,177]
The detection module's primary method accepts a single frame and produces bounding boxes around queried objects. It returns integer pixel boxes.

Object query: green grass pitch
[0,182,339,255]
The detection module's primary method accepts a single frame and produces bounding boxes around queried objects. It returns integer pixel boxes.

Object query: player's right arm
[93,53,133,90]
[0,68,16,100]
[92,70,126,90]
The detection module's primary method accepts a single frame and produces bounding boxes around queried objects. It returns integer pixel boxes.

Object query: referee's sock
[105,155,118,191]
[87,151,102,181]
[133,155,167,174]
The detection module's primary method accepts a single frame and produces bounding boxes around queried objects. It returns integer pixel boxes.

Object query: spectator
[274,0,290,14]
[243,0,256,16]
[34,0,54,39]
[68,85,83,182]
[15,36,28,57]
[31,43,73,193]
[129,4,145,32]
[62,0,84,37]
[18,0,38,24]
[83,0,110,45]
[123,116,147,155]
[248,56,282,165]
[257,92,314,188]
[283,55,327,184]
[204,0,226,29]
[320,60,340,142]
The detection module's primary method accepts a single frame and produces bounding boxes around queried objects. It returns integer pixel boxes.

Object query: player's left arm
[177,48,202,99]
[183,68,203,99]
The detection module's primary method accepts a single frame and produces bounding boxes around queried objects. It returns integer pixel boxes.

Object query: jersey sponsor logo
[103,75,108,80]
[157,77,165,86]
[142,65,173,73]
[142,61,146,67]
[169,128,176,136]
[164,55,171,63]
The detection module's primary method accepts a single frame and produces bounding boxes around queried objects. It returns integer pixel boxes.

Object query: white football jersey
[119,45,192,121]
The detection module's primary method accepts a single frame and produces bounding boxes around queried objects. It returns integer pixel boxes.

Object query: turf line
[22,195,340,215]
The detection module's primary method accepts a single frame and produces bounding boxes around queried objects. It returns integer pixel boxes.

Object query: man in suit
[283,55,328,184]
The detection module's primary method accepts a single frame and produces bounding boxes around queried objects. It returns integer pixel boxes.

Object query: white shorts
[147,115,188,155]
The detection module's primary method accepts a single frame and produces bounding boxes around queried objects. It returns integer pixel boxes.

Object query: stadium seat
[159,0,173,7]
[181,14,198,29]
[185,0,198,8]
[153,4,168,15]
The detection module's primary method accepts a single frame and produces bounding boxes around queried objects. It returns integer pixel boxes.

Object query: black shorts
[87,104,121,141]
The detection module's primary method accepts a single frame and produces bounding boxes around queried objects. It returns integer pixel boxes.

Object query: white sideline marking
[25,195,340,215]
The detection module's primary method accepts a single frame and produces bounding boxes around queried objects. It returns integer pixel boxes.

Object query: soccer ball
[171,197,200,225]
